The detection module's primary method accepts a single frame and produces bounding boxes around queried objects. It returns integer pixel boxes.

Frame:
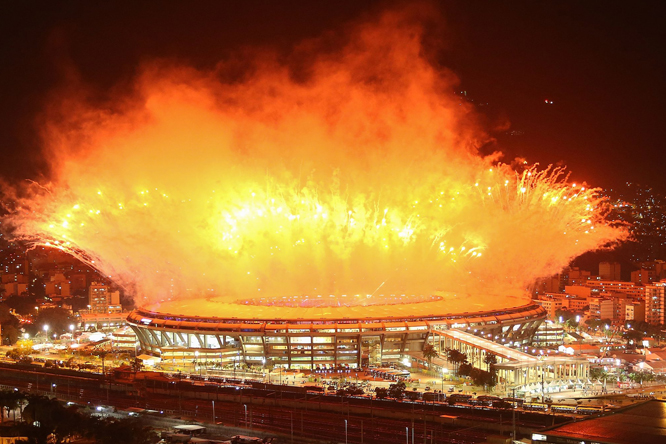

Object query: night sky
[1,0,664,192]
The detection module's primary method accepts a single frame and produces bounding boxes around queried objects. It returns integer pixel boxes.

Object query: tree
[18,390,157,444]
[458,362,473,377]
[337,386,363,397]
[1,324,19,345]
[623,329,644,347]
[483,352,497,372]
[16,339,34,355]
[94,350,111,375]
[0,303,20,345]
[0,390,21,423]
[3,295,38,316]
[422,343,438,368]
[628,370,654,385]
[0,389,157,444]
[23,394,80,443]
[445,348,468,376]
[468,368,495,388]
[29,307,76,337]
[91,417,157,444]
[388,381,406,400]
[564,317,580,331]
[6,339,34,360]
[554,309,575,323]
[481,353,499,388]
[374,387,388,399]
[0,304,15,324]
[589,367,608,381]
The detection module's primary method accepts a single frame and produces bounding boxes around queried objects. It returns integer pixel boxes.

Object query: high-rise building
[2,272,29,297]
[44,272,71,297]
[626,300,646,323]
[656,261,666,280]
[88,282,121,314]
[584,280,644,298]
[645,281,666,326]
[600,294,628,322]
[599,262,621,281]
[632,268,655,284]
[565,267,592,286]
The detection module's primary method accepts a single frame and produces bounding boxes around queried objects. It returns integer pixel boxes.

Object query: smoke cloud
[2,6,626,307]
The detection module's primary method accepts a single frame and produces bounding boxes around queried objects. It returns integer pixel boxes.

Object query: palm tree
[483,352,497,371]
[483,353,499,387]
[422,343,438,368]
[445,348,468,376]
[93,350,111,375]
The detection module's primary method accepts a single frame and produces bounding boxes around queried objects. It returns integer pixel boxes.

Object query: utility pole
[290,410,293,444]
[512,387,517,442]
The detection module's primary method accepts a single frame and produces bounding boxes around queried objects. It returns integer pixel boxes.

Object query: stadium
[127,292,546,370]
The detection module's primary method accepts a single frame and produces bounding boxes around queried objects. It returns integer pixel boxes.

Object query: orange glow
[2,7,626,306]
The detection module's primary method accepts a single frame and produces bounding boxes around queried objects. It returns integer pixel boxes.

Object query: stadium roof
[143,292,530,321]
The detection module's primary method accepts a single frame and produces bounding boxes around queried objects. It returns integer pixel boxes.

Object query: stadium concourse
[429,329,590,397]
[127,293,547,372]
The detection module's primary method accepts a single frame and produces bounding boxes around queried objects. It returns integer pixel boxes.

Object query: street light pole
[512,387,517,441]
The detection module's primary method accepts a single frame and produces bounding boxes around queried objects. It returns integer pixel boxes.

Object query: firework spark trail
[1,7,625,306]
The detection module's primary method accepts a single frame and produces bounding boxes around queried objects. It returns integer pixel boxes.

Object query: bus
[551,404,577,414]
[503,397,524,408]
[475,395,501,406]
[448,394,473,404]
[523,402,549,412]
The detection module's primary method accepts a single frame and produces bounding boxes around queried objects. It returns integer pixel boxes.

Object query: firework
[2,7,625,306]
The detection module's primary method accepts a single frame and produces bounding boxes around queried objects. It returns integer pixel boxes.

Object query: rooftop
[142,292,531,321]
[536,400,666,444]
[436,329,588,367]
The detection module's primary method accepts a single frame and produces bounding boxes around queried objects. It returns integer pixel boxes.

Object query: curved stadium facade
[127,294,546,370]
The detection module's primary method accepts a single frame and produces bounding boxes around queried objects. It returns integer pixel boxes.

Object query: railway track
[0,363,566,443]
